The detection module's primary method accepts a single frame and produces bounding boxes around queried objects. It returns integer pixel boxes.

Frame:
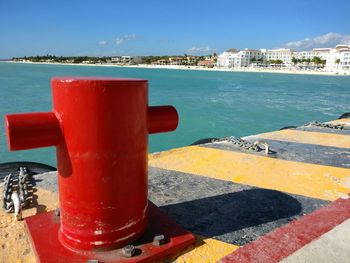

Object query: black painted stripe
[148,167,329,246]
[296,126,350,135]
[201,139,350,169]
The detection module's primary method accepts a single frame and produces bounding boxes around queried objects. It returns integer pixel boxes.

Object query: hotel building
[263,48,293,65]
[217,45,350,71]
[217,49,263,68]
[325,45,350,71]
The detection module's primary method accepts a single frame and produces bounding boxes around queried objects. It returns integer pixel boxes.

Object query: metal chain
[212,137,270,154]
[306,121,347,130]
[3,173,14,212]
[18,167,30,206]
[2,167,32,220]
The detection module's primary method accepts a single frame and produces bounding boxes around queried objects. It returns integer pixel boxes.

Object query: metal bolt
[153,234,166,246]
[122,245,136,258]
[86,260,99,263]
[54,208,60,216]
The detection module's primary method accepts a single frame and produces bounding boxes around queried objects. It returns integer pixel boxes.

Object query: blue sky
[1,0,350,58]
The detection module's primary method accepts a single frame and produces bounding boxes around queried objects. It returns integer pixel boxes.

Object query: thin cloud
[187,46,214,54]
[282,32,350,51]
[98,40,107,45]
[115,34,136,45]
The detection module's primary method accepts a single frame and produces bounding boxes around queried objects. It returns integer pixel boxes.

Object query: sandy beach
[5,61,350,76]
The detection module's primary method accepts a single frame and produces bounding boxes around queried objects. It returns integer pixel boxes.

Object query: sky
[1,0,350,58]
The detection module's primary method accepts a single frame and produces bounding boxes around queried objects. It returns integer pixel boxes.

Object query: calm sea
[1,62,349,167]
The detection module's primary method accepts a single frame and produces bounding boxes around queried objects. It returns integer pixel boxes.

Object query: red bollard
[5,77,194,262]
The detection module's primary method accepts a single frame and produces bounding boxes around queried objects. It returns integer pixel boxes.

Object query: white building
[217,45,350,71]
[313,48,331,60]
[216,49,262,68]
[217,48,292,67]
[325,45,350,71]
[111,56,143,64]
[238,49,263,67]
[263,48,293,65]
[297,50,314,60]
[216,51,238,67]
[297,48,331,60]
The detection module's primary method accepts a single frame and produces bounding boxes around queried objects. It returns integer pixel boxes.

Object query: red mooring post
[5,77,188,258]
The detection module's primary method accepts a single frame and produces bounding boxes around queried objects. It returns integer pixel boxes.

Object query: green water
[1,62,349,167]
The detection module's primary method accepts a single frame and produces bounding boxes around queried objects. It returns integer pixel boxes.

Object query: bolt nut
[153,234,166,246]
[54,208,60,216]
[122,245,136,258]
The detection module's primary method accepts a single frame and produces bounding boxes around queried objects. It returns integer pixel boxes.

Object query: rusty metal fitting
[54,208,60,216]
[153,234,166,246]
[122,245,136,258]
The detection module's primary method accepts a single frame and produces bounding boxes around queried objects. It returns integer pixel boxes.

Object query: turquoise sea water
[1,62,350,167]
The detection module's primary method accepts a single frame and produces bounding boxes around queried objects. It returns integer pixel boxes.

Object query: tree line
[12,54,217,65]
[291,56,326,67]
[12,55,110,64]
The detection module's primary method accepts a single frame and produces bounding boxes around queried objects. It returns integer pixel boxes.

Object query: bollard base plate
[24,202,195,263]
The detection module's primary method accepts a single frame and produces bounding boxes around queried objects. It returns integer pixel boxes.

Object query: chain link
[3,173,14,212]
[2,167,32,218]
[306,121,347,130]
[212,137,270,154]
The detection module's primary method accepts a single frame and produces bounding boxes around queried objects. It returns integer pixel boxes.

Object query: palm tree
[334,58,340,68]
[292,57,298,65]
[312,56,322,67]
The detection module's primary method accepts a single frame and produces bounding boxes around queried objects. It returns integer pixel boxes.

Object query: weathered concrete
[282,219,350,263]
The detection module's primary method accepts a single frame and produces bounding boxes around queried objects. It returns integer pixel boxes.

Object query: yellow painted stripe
[174,235,239,263]
[255,129,350,148]
[149,146,350,201]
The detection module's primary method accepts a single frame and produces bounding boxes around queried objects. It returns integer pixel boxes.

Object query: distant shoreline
[4,61,350,76]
